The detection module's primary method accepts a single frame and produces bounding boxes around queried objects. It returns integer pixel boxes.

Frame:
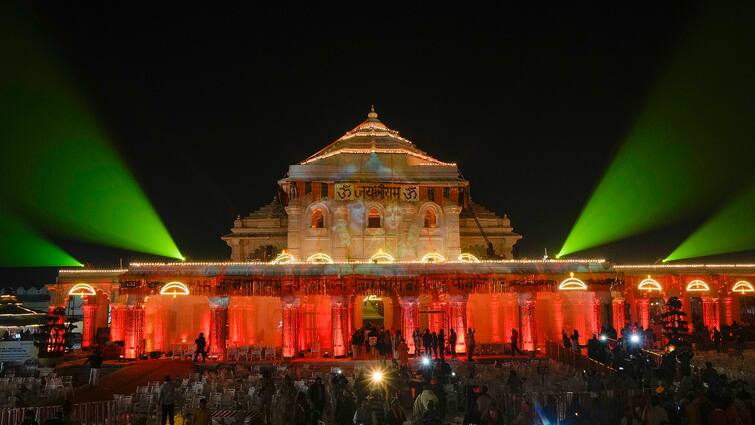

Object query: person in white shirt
[643,396,669,425]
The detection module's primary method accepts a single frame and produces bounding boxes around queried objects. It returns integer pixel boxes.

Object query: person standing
[159,375,176,425]
[438,329,445,360]
[84,348,103,386]
[713,327,722,353]
[570,330,580,354]
[190,398,211,425]
[351,328,361,360]
[431,332,438,359]
[397,338,409,368]
[466,328,476,361]
[413,329,422,357]
[422,329,433,357]
[510,328,522,356]
[307,377,326,425]
[193,333,207,363]
[449,329,457,359]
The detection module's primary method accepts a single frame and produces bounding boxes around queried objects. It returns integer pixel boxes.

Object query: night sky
[6,2,746,284]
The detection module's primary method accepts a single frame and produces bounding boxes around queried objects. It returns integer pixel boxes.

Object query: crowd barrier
[0,400,118,425]
[496,388,654,424]
[544,340,615,374]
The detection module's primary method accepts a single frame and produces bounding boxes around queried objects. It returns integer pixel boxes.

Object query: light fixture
[686,279,710,292]
[457,253,481,263]
[420,252,447,263]
[159,281,190,297]
[638,275,662,292]
[369,248,395,264]
[558,272,587,290]
[68,283,96,297]
[306,253,335,264]
[271,250,295,264]
[732,280,754,294]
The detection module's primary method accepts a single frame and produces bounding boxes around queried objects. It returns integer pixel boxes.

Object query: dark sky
[4,3,728,284]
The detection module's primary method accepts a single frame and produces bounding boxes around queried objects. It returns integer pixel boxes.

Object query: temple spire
[367,104,378,119]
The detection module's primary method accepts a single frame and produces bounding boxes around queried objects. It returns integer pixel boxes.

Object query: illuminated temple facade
[51,109,755,359]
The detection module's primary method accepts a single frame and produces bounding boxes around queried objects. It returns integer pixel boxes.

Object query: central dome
[300,106,450,166]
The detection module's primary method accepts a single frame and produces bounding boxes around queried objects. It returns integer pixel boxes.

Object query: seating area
[225,346,280,362]
[0,370,73,408]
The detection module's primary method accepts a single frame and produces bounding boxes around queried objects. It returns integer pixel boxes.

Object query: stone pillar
[110,304,126,342]
[637,298,650,330]
[612,298,625,332]
[400,298,419,354]
[82,303,97,348]
[331,300,348,357]
[442,205,462,260]
[721,297,734,326]
[450,297,468,353]
[124,306,145,359]
[520,299,535,351]
[553,294,564,338]
[702,297,720,333]
[284,206,303,260]
[491,294,501,343]
[593,295,602,335]
[282,300,299,358]
[209,306,228,360]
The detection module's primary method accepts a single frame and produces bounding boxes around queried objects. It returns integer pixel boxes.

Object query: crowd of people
[350,324,492,363]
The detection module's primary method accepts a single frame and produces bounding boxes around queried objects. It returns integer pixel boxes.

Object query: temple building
[222,107,521,262]
[50,109,755,360]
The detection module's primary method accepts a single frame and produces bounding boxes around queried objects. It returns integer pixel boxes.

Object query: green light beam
[665,183,755,261]
[0,207,81,267]
[0,5,183,260]
[558,2,755,257]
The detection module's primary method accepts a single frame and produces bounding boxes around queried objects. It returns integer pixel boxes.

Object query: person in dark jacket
[307,377,326,424]
[422,329,433,356]
[449,329,457,358]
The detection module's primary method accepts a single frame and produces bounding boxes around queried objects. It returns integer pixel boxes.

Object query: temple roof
[299,107,454,167]
[246,198,286,219]
[460,201,500,219]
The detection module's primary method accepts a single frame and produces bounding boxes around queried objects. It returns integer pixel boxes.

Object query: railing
[545,340,615,374]
[0,400,118,425]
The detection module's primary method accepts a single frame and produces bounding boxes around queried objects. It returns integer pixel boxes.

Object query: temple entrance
[689,297,703,328]
[649,297,665,325]
[361,295,385,327]
[144,295,210,355]
[353,295,394,330]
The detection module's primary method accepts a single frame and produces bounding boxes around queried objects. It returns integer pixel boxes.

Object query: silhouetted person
[194,333,207,362]
[449,329,457,358]
[159,375,176,425]
[510,328,522,355]
[84,348,103,386]
[467,328,476,361]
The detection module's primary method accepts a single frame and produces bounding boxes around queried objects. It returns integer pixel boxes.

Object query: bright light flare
[630,334,640,343]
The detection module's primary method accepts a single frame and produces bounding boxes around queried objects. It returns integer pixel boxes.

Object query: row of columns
[277,294,543,358]
[612,295,737,333]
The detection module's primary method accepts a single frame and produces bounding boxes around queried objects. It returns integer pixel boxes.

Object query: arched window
[424,209,437,228]
[311,209,324,228]
[368,207,382,228]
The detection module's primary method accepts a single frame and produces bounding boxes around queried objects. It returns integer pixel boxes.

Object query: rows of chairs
[226,346,278,362]
[0,374,72,408]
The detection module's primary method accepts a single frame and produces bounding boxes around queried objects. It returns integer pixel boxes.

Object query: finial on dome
[368,105,378,119]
